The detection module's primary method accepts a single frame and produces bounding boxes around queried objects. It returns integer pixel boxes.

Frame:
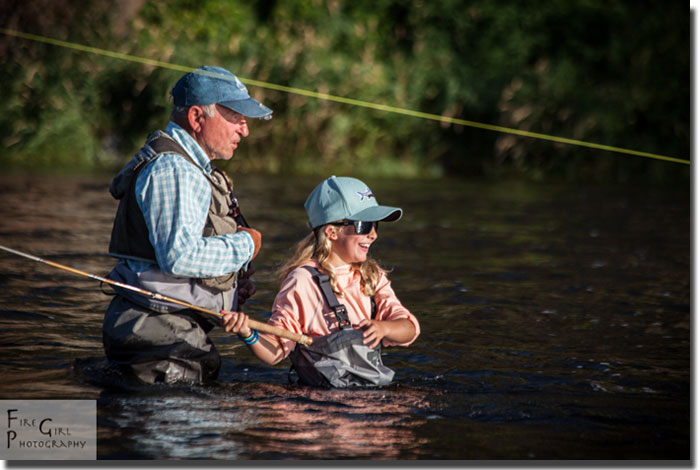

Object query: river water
[0,172,690,461]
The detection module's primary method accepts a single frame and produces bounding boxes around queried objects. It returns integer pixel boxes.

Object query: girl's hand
[354,319,388,349]
[221,310,252,338]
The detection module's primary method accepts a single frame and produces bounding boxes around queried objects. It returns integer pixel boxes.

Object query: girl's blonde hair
[277,226,387,296]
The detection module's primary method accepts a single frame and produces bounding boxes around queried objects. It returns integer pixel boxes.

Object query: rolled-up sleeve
[374,274,420,347]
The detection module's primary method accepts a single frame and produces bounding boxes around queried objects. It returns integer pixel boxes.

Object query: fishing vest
[107,130,242,313]
[288,266,395,388]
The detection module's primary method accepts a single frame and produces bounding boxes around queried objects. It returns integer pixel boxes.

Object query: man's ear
[187,106,205,133]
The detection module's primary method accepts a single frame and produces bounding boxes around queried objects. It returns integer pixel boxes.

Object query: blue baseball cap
[171,65,273,119]
[305,176,402,229]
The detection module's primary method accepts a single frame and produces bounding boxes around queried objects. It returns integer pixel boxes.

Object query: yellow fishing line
[1,27,689,165]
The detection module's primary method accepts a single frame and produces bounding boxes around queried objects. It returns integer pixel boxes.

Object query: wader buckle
[333,304,351,329]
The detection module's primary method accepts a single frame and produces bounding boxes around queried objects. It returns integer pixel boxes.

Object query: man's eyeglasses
[329,220,378,235]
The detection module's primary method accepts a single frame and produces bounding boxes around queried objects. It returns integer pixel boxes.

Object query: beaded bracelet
[240,329,259,345]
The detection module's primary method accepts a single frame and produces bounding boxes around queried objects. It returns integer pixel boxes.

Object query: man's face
[198,104,249,161]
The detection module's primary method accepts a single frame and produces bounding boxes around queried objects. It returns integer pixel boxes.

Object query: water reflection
[97,382,431,459]
[232,383,430,459]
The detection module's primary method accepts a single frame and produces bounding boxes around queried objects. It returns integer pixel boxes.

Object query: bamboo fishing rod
[0,244,312,346]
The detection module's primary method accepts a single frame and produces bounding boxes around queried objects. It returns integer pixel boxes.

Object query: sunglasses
[329,220,379,235]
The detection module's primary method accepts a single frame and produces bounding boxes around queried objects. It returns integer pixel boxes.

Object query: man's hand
[237,226,261,260]
[237,266,256,305]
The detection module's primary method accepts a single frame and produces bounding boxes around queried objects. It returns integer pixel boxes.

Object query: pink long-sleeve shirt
[269,260,420,357]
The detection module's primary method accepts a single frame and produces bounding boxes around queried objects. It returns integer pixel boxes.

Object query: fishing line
[0,244,312,346]
[0,27,689,165]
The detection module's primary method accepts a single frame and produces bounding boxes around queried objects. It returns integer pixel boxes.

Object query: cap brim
[220,97,273,119]
[349,205,402,223]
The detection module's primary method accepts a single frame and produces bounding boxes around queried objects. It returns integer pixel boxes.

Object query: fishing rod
[0,244,312,346]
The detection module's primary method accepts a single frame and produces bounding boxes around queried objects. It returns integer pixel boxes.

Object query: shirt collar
[331,263,352,275]
[165,121,213,173]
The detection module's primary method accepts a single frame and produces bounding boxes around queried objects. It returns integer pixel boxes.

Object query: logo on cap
[357,189,374,201]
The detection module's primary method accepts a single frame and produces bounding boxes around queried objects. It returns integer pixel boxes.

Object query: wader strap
[148,132,190,160]
[302,266,351,329]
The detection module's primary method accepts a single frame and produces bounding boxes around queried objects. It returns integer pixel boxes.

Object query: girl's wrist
[239,329,259,345]
[237,328,253,339]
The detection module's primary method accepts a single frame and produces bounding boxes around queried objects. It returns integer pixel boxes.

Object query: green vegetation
[0,0,690,182]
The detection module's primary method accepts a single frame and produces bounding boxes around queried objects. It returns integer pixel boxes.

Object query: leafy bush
[0,0,690,182]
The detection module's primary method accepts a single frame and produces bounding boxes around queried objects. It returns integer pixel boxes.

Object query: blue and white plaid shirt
[126,122,254,277]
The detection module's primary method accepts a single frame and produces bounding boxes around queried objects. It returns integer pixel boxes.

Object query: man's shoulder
[141,152,205,178]
[134,153,209,199]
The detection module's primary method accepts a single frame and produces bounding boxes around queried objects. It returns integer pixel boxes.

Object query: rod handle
[246,318,313,346]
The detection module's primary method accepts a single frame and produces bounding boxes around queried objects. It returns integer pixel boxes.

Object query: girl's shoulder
[283,260,322,283]
[276,261,326,303]
[373,268,392,292]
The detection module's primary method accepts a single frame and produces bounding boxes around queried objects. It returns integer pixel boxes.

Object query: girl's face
[324,223,378,266]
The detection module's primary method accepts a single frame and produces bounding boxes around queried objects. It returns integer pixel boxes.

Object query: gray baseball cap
[305,176,402,229]
[171,65,273,119]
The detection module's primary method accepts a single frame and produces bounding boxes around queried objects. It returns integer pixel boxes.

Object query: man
[103,65,270,384]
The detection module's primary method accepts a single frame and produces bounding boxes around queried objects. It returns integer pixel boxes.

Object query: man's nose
[239,121,249,138]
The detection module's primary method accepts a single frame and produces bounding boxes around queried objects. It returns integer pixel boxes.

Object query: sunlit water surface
[0,173,689,460]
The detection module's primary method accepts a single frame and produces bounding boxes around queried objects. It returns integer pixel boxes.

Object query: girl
[222,176,420,386]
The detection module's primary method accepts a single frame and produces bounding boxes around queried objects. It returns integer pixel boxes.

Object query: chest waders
[288,266,395,388]
[103,130,243,385]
